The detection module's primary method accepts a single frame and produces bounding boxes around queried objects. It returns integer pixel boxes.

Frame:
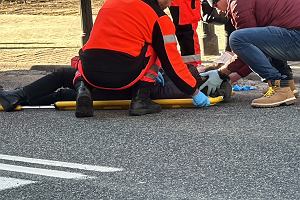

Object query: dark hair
[205,0,220,7]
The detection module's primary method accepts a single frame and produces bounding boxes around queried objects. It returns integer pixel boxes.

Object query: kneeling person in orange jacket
[169,0,202,67]
[73,0,210,118]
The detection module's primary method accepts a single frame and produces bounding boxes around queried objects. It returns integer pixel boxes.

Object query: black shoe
[207,80,232,102]
[75,82,93,118]
[215,81,232,102]
[0,89,26,112]
[129,98,161,116]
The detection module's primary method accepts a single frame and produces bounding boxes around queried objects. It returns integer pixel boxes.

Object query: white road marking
[0,154,123,172]
[22,105,55,109]
[0,163,90,179]
[0,177,35,191]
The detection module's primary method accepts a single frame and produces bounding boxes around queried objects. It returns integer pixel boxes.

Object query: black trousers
[169,6,197,57]
[23,67,76,105]
[21,68,188,106]
[224,21,235,52]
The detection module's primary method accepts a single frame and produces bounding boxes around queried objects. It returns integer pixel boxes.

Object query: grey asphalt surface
[0,66,299,200]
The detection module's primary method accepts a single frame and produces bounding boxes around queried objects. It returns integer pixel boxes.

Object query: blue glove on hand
[156,71,165,87]
[199,70,223,96]
[192,91,210,107]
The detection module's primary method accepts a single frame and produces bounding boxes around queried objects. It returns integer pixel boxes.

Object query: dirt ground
[0,0,225,71]
[0,0,105,71]
[0,0,105,15]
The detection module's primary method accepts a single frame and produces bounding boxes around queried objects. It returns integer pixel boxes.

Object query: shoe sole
[75,95,93,118]
[129,107,161,116]
[251,97,296,108]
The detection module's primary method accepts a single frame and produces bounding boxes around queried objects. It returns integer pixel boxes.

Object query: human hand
[192,90,210,107]
[196,64,206,73]
[199,70,224,95]
[155,71,165,87]
[228,72,241,84]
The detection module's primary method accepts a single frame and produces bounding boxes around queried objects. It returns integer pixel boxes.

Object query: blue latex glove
[232,84,257,91]
[192,91,210,107]
[155,71,165,86]
[199,70,223,95]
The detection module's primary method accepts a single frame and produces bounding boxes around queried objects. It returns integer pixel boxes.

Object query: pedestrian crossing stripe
[0,177,35,191]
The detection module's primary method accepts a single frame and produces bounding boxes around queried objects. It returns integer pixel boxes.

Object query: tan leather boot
[252,80,296,108]
[288,79,299,97]
[262,79,298,98]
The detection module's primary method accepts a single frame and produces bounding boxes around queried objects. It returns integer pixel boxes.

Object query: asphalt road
[0,69,299,200]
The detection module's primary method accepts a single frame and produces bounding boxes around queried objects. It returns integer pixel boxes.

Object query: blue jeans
[229,26,300,80]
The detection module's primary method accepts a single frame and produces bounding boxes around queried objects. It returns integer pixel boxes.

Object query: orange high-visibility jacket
[81,0,200,95]
[170,0,201,65]
[171,0,201,25]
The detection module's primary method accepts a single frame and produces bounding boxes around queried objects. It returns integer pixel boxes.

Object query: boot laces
[263,86,277,97]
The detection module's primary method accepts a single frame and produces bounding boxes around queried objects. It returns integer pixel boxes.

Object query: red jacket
[228,0,300,29]
[226,0,300,77]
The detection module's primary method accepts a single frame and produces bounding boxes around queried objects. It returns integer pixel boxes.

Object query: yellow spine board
[55,97,223,110]
[0,105,22,111]
[0,97,223,111]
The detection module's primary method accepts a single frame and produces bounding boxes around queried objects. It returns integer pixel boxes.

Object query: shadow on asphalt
[31,65,70,72]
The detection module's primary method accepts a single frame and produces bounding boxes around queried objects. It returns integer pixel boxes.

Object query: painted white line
[0,163,90,179]
[0,154,123,172]
[22,105,55,109]
[0,177,35,191]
